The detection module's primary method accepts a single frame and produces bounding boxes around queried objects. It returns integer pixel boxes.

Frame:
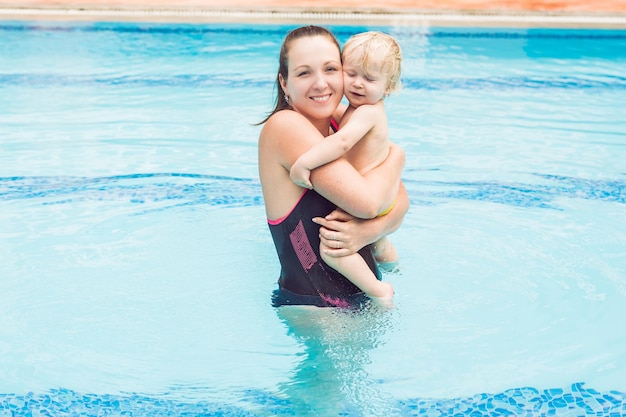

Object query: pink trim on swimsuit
[267,189,309,225]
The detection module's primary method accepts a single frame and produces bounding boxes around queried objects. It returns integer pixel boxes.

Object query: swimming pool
[1,21,625,416]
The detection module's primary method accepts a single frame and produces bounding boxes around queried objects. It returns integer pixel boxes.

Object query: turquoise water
[0,22,625,416]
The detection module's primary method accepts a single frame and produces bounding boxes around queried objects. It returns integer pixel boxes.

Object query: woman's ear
[279,73,287,95]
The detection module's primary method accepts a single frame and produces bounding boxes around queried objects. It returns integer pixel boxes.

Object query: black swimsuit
[268,189,381,308]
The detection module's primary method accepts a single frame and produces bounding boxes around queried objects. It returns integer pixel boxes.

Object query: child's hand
[290,161,313,189]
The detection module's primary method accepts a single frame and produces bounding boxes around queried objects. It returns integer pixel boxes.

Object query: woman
[258,25,409,308]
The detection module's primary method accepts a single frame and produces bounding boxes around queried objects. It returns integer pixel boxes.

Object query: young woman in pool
[258,25,408,307]
[289,31,403,301]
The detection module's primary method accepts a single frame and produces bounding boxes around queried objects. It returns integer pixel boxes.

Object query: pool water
[1,22,625,416]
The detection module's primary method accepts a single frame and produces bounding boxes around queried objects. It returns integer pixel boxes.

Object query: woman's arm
[270,110,404,219]
[313,181,409,257]
[311,142,404,219]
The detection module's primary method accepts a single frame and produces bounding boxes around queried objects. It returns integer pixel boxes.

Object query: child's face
[342,54,388,108]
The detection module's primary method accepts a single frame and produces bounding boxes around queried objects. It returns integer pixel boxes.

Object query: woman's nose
[313,72,328,88]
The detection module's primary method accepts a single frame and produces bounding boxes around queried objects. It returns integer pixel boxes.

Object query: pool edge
[1,6,626,28]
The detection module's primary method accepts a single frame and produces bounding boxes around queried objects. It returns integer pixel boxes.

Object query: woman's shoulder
[262,110,320,146]
[265,109,308,128]
[261,110,294,139]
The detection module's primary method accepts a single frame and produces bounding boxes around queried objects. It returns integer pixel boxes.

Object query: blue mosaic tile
[394,383,625,416]
[0,23,621,40]
[1,382,623,416]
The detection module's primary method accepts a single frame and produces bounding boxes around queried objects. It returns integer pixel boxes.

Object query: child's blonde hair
[342,31,402,95]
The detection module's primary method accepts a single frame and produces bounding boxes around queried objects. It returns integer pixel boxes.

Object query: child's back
[341,100,390,175]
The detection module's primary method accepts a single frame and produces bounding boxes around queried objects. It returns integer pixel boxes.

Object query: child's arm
[290,105,378,189]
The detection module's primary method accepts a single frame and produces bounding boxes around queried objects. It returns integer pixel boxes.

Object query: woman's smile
[311,94,332,103]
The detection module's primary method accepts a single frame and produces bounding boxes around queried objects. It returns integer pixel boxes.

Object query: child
[290,31,403,302]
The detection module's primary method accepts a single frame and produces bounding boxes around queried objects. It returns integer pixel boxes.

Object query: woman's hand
[312,208,379,257]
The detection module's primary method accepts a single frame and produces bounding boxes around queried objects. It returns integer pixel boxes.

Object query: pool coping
[2,6,626,28]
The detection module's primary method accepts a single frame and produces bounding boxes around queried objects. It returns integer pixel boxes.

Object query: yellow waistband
[377,198,397,217]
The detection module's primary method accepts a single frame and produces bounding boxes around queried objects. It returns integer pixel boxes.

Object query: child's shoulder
[352,101,386,118]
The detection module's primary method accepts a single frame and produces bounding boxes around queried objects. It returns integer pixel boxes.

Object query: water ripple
[408,173,626,209]
[2,73,625,91]
[2,173,624,212]
[0,173,263,213]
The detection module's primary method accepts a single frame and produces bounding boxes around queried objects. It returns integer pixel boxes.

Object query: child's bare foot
[370,281,394,307]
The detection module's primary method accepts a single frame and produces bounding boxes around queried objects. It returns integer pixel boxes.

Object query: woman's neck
[311,117,332,137]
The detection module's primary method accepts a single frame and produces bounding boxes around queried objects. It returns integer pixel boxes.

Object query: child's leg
[371,237,399,271]
[321,247,393,300]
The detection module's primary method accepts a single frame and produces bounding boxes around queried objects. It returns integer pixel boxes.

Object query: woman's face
[280,35,343,126]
